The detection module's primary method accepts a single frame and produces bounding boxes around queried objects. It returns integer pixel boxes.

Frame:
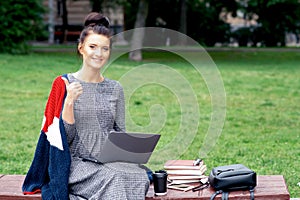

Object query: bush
[0,0,45,54]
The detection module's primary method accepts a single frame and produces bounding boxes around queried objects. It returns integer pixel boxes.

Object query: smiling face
[78,32,111,71]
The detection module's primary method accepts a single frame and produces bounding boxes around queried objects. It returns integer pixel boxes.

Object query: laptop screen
[98,132,161,164]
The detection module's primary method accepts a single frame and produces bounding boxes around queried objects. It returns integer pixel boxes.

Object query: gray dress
[63,74,149,200]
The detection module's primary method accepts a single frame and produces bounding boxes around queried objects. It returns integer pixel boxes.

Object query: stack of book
[164,160,208,191]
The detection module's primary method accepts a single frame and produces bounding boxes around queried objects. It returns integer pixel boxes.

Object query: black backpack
[208,164,256,200]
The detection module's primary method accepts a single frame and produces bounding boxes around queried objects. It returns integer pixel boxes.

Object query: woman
[23,12,150,200]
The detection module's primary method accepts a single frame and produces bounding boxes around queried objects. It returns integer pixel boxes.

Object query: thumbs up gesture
[61,77,83,105]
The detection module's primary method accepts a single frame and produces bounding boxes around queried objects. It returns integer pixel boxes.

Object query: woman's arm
[113,83,126,132]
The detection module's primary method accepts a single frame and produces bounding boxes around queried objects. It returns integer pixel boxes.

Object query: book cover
[168,175,207,180]
[169,179,202,185]
[166,165,207,176]
[167,184,197,192]
[164,160,204,170]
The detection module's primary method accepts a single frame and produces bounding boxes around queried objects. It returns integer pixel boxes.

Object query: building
[43,0,125,43]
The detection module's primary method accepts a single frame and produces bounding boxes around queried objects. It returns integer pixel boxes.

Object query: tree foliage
[142,0,237,46]
[0,0,45,54]
[245,0,300,46]
[124,0,300,47]
[90,0,104,12]
[186,0,237,46]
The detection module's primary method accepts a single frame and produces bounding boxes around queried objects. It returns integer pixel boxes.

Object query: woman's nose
[95,47,102,56]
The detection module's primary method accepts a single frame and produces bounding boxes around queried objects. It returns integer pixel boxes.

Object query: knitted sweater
[22,74,71,200]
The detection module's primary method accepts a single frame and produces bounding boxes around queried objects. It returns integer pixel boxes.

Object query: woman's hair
[78,12,111,44]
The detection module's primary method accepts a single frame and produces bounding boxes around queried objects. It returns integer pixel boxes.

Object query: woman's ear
[78,43,83,55]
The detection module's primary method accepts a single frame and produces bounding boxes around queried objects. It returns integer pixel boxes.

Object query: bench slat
[0,174,290,200]
[145,175,290,200]
[0,175,40,200]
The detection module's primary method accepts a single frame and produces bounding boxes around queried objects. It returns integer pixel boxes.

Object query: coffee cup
[152,170,168,196]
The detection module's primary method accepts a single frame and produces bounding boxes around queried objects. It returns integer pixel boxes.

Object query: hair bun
[84,12,110,28]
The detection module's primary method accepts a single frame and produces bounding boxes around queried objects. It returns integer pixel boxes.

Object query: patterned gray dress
[63,74,150,200]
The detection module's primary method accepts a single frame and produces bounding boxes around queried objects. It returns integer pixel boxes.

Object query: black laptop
[97,131,161,164]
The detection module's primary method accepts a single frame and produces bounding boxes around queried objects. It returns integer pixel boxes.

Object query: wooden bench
[54,25,83,43]
[0,174,290,200]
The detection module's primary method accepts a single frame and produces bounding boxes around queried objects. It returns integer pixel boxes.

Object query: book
[169,179,202,185]
[168,175,207,180]
[164,160,204,170]
[167,183,198,192]
[167,177,209,192]
[169,176,208,185]
[166,164,207,176]
[164,160,208,192]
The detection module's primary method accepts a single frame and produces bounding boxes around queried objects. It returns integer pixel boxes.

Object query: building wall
[43,0,91,26]
[43,0,123,26]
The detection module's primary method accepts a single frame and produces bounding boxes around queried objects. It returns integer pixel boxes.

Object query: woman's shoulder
[52,74,65,84]
[50,74,68,90]
[104,78,123,88]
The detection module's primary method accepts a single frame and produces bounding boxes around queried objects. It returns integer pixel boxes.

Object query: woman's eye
[102,47,109,52]
[89,45,96,49]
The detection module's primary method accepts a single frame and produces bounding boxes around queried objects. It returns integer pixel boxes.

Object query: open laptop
[97,131,161,164]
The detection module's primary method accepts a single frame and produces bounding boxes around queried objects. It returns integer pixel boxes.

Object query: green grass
[0,49,299,197]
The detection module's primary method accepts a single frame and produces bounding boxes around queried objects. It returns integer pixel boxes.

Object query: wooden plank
[145,175,290,200]
[0,175,41,200]
[0,174,290,200]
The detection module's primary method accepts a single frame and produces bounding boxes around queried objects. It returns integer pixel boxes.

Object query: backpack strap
[249,187,255,200]
[211,187,255,200]
[211,188,254,200]
[210,190,223,200]
[222,191,229,200]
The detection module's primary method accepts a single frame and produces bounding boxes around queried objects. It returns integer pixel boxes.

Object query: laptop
[97,131,161,164]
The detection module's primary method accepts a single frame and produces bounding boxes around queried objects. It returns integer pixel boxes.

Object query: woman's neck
[73,69,104,83]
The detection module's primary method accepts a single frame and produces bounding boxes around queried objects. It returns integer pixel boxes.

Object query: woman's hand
[61,77,83,124]
[62,77,83,105]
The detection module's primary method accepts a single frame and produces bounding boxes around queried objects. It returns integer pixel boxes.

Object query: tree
[129,0,149,61]
[240,0,300,46]
[48,0,55,44]
[0,0,45,53]
[125,0,300,47]
[143,0,237,46]
[146,0,181,32]
[186,0,237,46]
[178,0,187,45]
[56,0,69,43]
[61,0,68,43]
[90,0,104,12]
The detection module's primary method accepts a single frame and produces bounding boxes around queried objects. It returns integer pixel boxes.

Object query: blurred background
[1,0,300,54]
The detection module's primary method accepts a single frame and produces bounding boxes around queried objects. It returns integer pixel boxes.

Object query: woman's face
[78,32,110,70]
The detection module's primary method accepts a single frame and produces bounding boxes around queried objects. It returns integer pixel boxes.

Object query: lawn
[0,48,299,197]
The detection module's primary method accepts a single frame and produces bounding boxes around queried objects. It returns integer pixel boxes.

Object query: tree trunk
[48,0,55,44]
[61,0,68,43]
[91,0,103,12]
[178,0,187,45]
[129,0,148,61]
